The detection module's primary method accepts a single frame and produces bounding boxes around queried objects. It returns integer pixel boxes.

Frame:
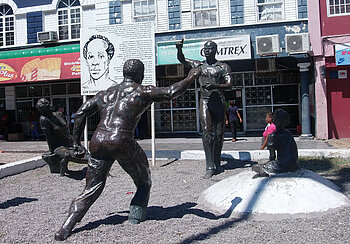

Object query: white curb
[0,156,45,179]
[181,149,350,161]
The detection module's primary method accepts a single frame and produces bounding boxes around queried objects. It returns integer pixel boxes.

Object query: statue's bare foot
[54,227,71,241]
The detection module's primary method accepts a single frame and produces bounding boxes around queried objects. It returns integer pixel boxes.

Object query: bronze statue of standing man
[54,59,201,241]
[176,39,233,179]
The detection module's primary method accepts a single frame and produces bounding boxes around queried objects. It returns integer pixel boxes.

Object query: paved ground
[0,137,350,243]
[0,135,343,165]
[1,159,350,244]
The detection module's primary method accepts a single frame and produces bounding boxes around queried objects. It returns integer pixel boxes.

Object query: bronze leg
[117,141,151,224]
[54,157,113,241]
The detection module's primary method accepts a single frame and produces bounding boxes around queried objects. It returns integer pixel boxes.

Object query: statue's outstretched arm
[149,67,201,102]
[176,39,199,69]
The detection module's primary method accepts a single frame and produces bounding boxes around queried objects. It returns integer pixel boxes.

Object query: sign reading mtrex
[157,35,251,65]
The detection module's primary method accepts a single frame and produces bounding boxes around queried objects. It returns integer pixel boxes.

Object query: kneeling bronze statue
[252,108,300,178]
[37,98,87,176]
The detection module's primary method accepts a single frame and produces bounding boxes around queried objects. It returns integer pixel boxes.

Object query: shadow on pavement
[0,197,38,209]
[221,156,257,171]
[147,202,218,220]
[73,213,128,233]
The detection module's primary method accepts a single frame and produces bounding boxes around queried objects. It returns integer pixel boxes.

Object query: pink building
[309,0,350,139]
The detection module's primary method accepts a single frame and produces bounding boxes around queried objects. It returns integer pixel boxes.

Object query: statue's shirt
[197,61,230,99]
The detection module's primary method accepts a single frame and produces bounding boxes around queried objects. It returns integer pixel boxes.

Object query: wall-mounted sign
[335,43,350,66]
[81,22,155,95]
[157,35,251,65]
[329,70,338,79]
[338,70,348,79]
[0,52,80,84]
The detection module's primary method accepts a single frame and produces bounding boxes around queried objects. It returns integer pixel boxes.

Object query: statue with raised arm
[54,59,201,241]
[252,108,300,178]
[37,98,87,176]
[176,39,233,179]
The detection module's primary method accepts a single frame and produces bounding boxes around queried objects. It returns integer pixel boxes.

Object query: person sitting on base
[54,59,201,241]
[260,112,276,150]
[252,108,300,178]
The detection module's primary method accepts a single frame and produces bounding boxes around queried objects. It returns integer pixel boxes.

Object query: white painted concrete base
[198,169,350,220]
[182,149,350,161]
[0,156,45,179]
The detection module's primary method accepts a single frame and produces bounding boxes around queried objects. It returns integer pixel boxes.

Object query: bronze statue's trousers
[56,143,152,240]
[56,157,113,239]
[201,94,225,172]
[202,124,224,171]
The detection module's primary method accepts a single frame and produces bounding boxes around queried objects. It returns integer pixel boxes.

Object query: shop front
[326,43,350,138]
[155,36,301,135]
[0,44,82,139]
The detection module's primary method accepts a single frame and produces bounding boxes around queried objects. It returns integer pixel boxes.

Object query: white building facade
[0,0,311,138]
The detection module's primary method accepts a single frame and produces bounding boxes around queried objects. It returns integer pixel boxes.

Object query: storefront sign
[335,43,350,66]
[81,22,155,95]
[338,70,347,79]
[157,35,251,65]
[0,52,80,84]
[329,70,338,79]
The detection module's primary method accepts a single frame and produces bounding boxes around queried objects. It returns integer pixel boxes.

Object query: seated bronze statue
[252,108,300,178]
[36,98,87,176]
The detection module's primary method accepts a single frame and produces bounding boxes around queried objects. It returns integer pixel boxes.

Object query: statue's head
[202,40,217,58]
[123,59,144,84]
[36,98,54,115]
[83,35,115,81]
[272,109,290,129]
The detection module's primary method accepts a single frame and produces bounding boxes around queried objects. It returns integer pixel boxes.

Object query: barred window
[328,0,350,16]
[58,0,81,40]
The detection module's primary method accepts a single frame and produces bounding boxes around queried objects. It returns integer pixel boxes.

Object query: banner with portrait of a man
[80,22,155,95]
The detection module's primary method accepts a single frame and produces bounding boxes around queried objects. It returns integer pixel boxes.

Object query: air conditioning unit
[37,31,58,43]
[255,58,276,73]
[285,33,310,54]
[256,34,280,56]
[165,64,184,78]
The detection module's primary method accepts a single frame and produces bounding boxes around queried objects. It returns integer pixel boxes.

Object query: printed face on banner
[86,39,111,80]
[81,34,119,95]
[80,23,155,95]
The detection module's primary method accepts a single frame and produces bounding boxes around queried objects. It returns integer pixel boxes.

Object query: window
[58,0,81,40]
[0,4,14,47]
[257,0,283,21]
[193,0,218,27]
[328,0,350,16]
[133,0,155,22]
